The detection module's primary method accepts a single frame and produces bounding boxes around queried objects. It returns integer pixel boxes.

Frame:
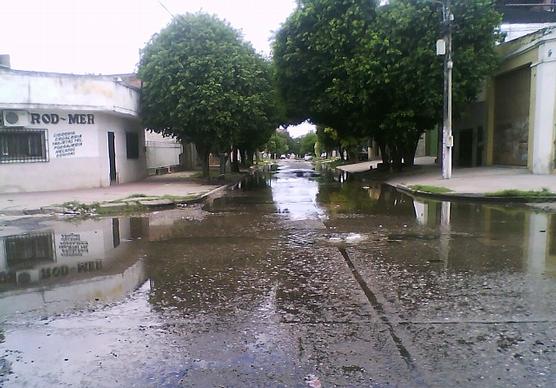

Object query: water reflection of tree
[317,182,416,217]
[205,172,276,213]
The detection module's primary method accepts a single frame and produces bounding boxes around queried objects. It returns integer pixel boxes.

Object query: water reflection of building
[412,198,556,275]
[0,217,148,317]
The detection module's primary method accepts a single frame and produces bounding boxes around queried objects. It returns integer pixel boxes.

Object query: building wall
[0,110,145,193]
[0,69,139,116]
[453,27,556,174]
[453,102,486,167]
[493,67,531,166]
[145,132,182,172]
[0,69,145,193]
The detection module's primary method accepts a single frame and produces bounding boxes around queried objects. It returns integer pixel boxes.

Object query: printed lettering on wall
[53,131,83,158]
[59,233,89,257]
[30,113,95,125]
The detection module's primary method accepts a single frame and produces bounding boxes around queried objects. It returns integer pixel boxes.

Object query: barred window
[0,129,48,163]
[5,232,55,267]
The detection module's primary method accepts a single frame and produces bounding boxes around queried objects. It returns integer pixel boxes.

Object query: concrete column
[531,42,556,174]
[526,212,548,274]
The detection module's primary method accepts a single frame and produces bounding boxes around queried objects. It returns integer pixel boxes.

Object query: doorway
[458,129,473,167]
[108,132,117,183]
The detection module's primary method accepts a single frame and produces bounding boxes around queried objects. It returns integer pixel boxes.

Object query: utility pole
[441,0,453,179]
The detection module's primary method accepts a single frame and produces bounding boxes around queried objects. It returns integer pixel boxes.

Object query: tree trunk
[219,152,228,175]
[245,150,254,167]
[240,149,250,168]
[231,145,240,173]
[347,148,357,161]
[391,145,403,171]
[196,144,210,178]
[378,141,390,166]
[402,133,421,167]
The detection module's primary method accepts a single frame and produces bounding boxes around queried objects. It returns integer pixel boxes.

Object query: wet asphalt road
[1,160,556,387]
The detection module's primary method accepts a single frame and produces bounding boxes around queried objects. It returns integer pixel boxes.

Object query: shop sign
[30,113,95,125]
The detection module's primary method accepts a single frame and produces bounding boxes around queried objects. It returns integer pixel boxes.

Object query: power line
[156,0,175,18]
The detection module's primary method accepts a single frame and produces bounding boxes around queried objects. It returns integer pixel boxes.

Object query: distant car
[304,154,313,161]
[280,154,286,159]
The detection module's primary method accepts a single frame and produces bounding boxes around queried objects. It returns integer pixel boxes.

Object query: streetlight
[436,0,453,179]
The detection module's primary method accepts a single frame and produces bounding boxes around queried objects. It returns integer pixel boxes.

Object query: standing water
[1,160,555,386]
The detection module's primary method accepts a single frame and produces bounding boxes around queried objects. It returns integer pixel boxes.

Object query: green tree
[265,131,289,157]
[273,0,378,137]
[232,58,284,170]
[316,126,339,156]
[274,0,501,169]
[138,13,281,177]
[299,132,318,155]
[362,0,502,167]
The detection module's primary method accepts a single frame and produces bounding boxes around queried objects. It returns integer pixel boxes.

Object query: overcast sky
[1,0,313,137]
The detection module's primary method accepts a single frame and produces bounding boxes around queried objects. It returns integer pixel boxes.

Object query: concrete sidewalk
[337,158,556,196]
[0,171,222,216]
[388,166,556,194]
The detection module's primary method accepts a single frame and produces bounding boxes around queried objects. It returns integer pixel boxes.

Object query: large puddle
[1,160,556,386]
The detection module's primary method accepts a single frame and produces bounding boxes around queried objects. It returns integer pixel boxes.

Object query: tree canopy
[273,0,378,136]
[299,132,318,156]
[138,13,282,176]
[265,131,290,156]
[273,0,502,167]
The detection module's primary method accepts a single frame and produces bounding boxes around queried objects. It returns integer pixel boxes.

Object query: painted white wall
[99,113,147,185]
[0,69,144,193]
[531,39,556,174]
[0,111,146,192]
[145,132,182,170]
[0,69,139,116]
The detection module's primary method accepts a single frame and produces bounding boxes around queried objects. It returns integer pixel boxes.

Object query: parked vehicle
[304,154,313,161]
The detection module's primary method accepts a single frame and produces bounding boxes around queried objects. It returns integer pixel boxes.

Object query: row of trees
[273,0,502,168]
[138,1,502,176]
[265,131,318,158]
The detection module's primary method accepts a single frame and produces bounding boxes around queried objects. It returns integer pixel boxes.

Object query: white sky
[1,0,313,136]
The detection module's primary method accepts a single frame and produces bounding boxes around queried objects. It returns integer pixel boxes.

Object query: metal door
[108,132,116,183]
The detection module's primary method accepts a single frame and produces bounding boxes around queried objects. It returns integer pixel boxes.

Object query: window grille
[0,128,48,163]
[5,232,55,266]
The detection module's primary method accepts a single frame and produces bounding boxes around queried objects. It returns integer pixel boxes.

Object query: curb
[393,183,556,203]
[0,183,235,219]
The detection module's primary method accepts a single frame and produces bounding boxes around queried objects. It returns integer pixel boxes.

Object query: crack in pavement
[338,246,428,386]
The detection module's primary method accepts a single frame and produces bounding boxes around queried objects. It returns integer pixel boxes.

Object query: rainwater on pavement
[1,160,555,387]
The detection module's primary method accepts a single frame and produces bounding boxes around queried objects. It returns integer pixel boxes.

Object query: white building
[0,64,146,193]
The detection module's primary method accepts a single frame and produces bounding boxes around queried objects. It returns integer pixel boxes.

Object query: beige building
[454,27,556,174]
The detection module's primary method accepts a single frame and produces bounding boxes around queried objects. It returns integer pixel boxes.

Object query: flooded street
[1,160,556,387]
